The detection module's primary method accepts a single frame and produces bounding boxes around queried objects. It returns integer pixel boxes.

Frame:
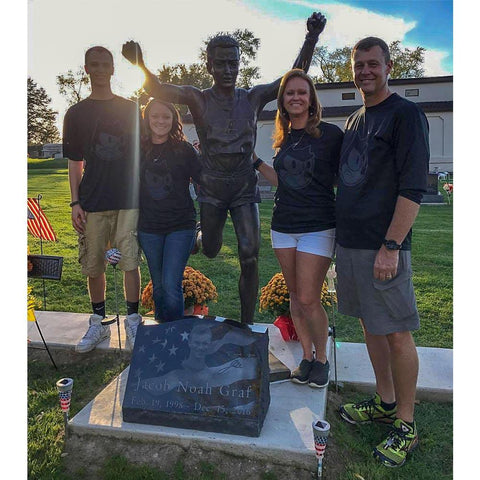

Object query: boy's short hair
[85,46,114,65]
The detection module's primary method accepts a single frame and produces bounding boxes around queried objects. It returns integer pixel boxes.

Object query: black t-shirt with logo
[336,93,429,250]
[138,141,201,234]
[271,121,343,233]
[63,96,140,212]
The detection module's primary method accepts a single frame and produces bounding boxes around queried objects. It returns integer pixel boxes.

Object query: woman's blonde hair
[272,69,322,149]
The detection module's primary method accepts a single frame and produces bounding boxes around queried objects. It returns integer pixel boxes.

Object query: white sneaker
[75,314,111,353]
[124,313,142,350]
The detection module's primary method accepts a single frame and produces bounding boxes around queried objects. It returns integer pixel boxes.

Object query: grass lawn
[27,158,453,479]
[27,158,453,348]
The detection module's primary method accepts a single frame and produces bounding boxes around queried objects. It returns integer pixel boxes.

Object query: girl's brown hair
[272,69,322,149]
[141,99,187,156]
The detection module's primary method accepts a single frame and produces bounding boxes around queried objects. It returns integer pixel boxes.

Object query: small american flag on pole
[27,197,57,242]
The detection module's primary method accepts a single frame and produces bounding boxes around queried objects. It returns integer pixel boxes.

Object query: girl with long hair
[138,99,201,322]
[255,69,343,388]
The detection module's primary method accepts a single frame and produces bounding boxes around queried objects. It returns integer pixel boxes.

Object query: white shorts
[270,228,336,258]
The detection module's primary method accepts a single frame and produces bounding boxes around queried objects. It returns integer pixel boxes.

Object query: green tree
[388,40,425,78]
[27,77,60,146]
[56,68,89,106]
[312,41,426,82]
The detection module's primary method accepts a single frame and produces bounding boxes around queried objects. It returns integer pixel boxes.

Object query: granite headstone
[122,316,270,437]
[426,173,439,195]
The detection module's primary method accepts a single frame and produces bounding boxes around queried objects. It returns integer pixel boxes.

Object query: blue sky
[244,0,453,73]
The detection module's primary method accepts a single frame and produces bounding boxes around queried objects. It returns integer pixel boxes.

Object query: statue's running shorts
[196,169,261,209]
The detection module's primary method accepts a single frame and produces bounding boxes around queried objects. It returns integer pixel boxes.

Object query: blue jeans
[138,229,195,322]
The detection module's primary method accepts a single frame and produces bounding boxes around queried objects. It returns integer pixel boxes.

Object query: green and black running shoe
[373,418,419,467]
[339,393,396,424]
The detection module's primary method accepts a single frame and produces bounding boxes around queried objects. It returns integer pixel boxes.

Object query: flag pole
[36,194,47,310]
[30,194,57,368]
[34,317,58,369]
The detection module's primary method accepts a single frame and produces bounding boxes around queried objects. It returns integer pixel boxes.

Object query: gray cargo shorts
[335,244,420,335]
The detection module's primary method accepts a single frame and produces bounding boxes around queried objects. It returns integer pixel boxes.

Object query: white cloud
[423,49,450,77]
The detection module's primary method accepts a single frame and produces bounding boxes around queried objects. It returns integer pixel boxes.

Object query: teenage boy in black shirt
[63,46,142,352]
[335,37,429,468]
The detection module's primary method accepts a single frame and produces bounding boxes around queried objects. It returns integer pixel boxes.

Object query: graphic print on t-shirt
[144,157,173,200]
[339,129,368,187]
[92,118,127,163]
[276,144,315,190]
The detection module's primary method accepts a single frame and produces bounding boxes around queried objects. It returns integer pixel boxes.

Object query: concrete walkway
[28,310,453,402]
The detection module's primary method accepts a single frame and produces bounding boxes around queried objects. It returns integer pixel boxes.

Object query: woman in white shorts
[254,69,343,388]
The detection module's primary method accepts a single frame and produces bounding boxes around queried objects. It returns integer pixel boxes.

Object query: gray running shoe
[124,313,142,350]
[308,360,330,388]
[290,359,314,384]
[76,314,111,353]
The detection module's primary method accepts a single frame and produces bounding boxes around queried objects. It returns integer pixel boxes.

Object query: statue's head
[206,35,240,89]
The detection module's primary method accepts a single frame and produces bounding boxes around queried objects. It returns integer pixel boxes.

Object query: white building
[183,75,453,174]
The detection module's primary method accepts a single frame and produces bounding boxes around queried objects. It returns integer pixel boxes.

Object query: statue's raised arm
[292,11,326,72]
[122,40,202,110]
[250,11,326,109]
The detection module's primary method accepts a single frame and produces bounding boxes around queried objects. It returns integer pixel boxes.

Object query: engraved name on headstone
[122,316,270,437]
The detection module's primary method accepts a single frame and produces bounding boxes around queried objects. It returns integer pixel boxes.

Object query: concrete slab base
[65,367,327,479]
[39,312,328,478]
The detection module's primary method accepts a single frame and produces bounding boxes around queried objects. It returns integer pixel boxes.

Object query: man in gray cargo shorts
[334,37,429,468]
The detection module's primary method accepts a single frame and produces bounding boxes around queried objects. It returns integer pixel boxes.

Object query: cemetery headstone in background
[422,172,444,203]
[122,316,270,437]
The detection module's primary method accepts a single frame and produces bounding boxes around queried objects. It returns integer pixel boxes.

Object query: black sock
[92,301,106,318]
[380,399,397,411]
[126,301,139,316]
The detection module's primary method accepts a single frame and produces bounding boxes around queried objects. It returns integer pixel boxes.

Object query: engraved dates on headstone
[122,316,270,437]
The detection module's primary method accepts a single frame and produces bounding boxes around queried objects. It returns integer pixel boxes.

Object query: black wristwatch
[383,239,402,250]
[253,158,264,170]
[69,200,80,208]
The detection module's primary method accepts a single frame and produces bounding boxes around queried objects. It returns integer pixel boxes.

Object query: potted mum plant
[259,272,336,341]
[141,266,218,316]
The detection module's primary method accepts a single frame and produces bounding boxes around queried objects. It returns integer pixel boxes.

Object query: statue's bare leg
[199,202,228,258]
[230,203,260,324]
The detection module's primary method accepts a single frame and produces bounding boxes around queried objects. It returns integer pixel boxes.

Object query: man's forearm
[384,195,421,244]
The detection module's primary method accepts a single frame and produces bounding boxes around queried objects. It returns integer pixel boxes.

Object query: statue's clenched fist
[307,12,327,36]
[122,41,145,68]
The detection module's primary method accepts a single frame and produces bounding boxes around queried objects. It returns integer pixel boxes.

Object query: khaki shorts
[335,244,420,335]
[78,209,141,277]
